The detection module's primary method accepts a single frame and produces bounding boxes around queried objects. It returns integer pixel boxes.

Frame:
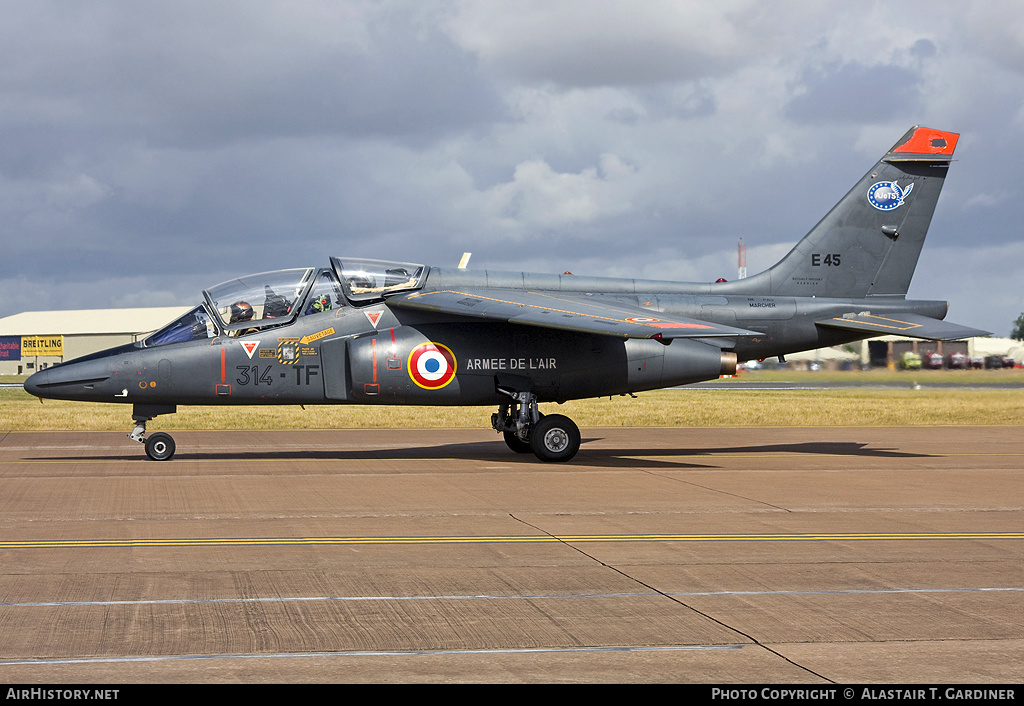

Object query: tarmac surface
[0,426,1020,684]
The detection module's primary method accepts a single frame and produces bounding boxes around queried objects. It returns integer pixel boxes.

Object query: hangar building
[769,336,1022,370]
[0,307,190,376]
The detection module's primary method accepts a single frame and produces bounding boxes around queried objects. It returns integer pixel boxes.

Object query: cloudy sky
[1,0,1023,336]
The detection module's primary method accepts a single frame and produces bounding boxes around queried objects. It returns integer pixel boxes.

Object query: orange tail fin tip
[893,127,959,155]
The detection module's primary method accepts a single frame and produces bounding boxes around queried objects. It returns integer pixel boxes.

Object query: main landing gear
[128,404,177,461]
[492,390,581,462]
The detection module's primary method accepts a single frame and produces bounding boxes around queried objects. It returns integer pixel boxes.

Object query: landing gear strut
[492,390,580,462]
[129,404,177,461]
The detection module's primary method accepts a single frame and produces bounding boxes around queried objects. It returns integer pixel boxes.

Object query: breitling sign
[21,335,64,357]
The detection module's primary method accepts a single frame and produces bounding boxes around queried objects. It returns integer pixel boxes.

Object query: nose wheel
[144,432,176,461]
[492,390,580,462]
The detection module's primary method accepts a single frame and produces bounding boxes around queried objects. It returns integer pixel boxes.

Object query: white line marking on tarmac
[1,587,1020,609]
[0,644,743,666]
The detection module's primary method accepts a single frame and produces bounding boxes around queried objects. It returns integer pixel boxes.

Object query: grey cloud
[0,4,504,155]
[785,60,924,124]
[445,0,756,88]
[963,2,1024,75]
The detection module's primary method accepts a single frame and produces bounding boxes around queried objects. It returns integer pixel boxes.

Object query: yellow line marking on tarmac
[1,532,1020,550]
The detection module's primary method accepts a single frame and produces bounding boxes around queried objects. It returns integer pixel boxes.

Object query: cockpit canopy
[143,258,427,346]
[145,306,215,347]
[205,267,315,334]
[331,257,426,302]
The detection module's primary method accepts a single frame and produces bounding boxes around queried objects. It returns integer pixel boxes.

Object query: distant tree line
[1012,313,1024,341]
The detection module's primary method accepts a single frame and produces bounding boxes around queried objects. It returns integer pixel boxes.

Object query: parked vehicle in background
[900,351,922,370]
[947,351,969,369]
[985,355,1005,369]
[923,352,944,369]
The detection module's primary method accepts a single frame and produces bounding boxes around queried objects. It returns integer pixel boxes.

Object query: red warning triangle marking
[365,311,383,328]
[240,341,260,359]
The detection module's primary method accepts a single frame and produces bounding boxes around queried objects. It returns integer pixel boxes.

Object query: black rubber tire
[145,432,176,461]
[503,430,532,453]
[529,414,580,462]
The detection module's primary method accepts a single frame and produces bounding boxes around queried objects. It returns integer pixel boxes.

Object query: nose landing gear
[129,404,178,461]
[492,390,580,462]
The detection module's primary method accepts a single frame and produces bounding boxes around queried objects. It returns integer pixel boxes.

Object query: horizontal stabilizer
[388,288,761,340]
[817,312,990,341]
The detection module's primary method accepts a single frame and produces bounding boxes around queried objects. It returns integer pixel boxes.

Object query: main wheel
[530,414,580,462]
[145,432,176,461]
[503,430,532,454]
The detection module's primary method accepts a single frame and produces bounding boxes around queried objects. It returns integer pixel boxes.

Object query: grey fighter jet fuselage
[25,127,987,462]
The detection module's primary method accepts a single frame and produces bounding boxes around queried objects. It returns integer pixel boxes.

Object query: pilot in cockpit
[228,301,258,336]
[307,293,332,314]
[229,301,254,324]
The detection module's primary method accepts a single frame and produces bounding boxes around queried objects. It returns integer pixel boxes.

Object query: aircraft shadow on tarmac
[33,438,931,470]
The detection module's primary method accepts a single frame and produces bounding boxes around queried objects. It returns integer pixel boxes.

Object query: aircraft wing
[387,289,760,340]
[816,313,990,341]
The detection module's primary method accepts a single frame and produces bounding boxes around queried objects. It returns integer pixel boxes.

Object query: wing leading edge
[387,289,760,341]
[816,312,990,341]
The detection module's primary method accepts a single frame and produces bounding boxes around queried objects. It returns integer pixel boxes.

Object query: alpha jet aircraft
[25,126,987,462]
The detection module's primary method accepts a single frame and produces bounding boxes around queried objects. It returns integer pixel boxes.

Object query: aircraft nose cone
[21,359,113,401]
[23,369,49,398]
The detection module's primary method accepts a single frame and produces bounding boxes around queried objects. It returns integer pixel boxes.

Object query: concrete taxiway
[0,426,1020,683]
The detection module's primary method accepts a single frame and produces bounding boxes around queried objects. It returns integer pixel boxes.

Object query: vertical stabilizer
[741,127,958,298]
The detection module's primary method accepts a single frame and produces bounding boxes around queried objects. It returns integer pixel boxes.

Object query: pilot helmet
[229,301,254,323]
[312,294,331,312]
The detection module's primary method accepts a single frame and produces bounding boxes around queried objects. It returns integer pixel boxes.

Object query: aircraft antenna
[738,238,747,279]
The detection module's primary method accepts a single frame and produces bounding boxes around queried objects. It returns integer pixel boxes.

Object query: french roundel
[408,342,457,390]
